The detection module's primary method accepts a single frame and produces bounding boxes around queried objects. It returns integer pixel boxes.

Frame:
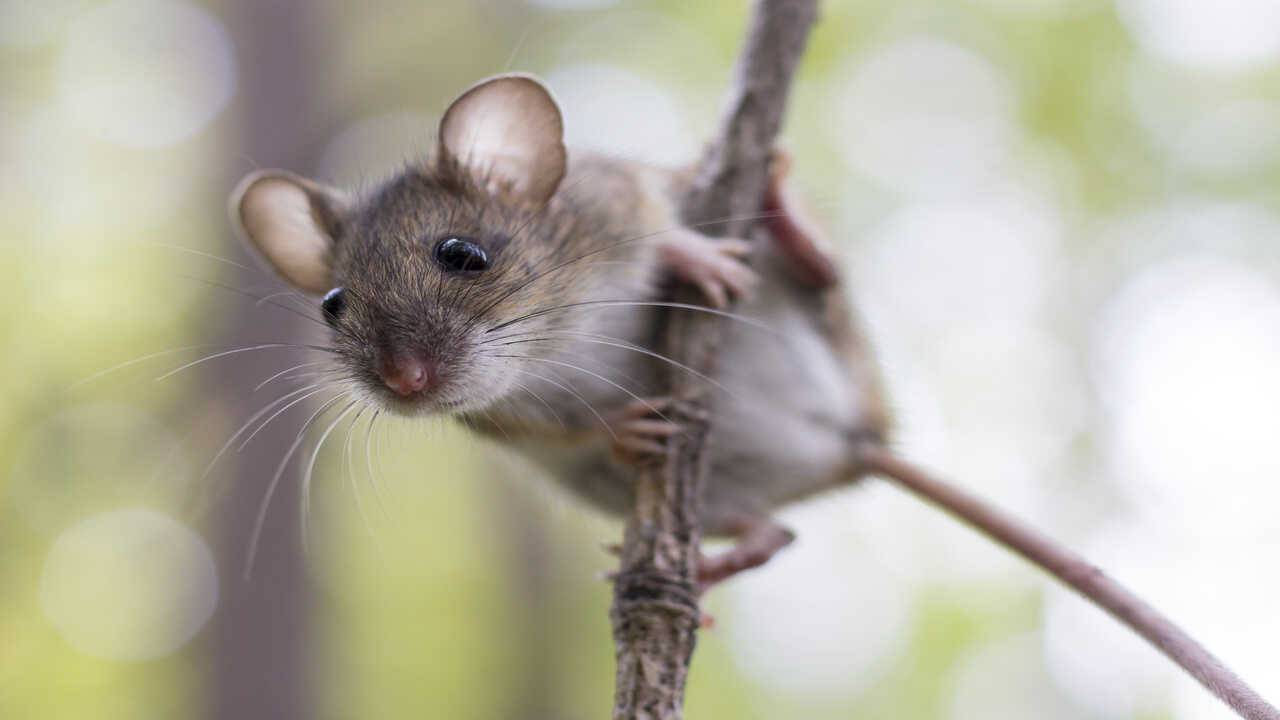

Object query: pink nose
[379,356,435,397]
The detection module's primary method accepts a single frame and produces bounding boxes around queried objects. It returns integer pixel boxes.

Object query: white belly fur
[501,242,877,536]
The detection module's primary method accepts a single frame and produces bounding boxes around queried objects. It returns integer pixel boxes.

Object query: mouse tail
[856,443,1280,720]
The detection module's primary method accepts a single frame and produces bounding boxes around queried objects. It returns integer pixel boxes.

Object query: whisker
[488,329,738,401]
[494,338,649,396]
[507,367,616,441]
[500,20,537,73]
[255,290,316,312]
[495,354,667,421]
[180,274,328,329]
[462,209,786,333]
[69,344,216,389]
[374,409,398,511]
[436,196,462,309]
[478,406,513,442]
[341,406,377,543]
[148,242,254,272]
[363,409,393,522]
[254,360,329,392]
[273,369,349,385]
[155,343,336,382]
[502,174,592,253]
[509,379,565,428]
[238,379,338,452]
[486,300,778,336]
[245,392,350,579]
[185,383,328,517]
[301,400,362,552]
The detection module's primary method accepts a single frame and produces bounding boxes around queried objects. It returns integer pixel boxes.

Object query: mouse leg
[657,150,837,302]
[762,150,841,290]
[655,231,758,309]
[698,514,795,593]
[605,396,681,465]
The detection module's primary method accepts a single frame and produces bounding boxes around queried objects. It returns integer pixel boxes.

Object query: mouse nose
[378,355,436,397]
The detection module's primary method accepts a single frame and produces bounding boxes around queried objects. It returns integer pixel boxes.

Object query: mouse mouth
[355,345,514,417]
[365,371,479,418]
[377,354,438,397]
[371,383,451,415]
[368,352,466,413]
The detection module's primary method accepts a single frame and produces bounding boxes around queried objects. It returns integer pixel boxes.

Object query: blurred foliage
[4,0,1280,719]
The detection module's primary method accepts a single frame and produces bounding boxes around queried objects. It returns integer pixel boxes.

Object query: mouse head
[231,74,583,416]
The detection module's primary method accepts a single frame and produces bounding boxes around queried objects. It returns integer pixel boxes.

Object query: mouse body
[444,149,887,532]
[231,74,887,579]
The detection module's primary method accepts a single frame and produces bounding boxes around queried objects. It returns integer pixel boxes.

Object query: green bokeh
[3,1,1276,718]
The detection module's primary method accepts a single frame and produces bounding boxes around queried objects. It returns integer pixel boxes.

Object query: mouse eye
[320,287,347,323]
[434,237,490,274]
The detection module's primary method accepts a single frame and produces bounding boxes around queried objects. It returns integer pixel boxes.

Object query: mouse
[229,73,889,589]
[223,76,1280,716]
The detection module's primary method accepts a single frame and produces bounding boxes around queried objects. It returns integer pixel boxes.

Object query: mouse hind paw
[698,515,795,593]
[763,149,841,290]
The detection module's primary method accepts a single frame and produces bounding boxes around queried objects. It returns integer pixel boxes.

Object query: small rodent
[230,74,888,585]
[224,77,1280,714]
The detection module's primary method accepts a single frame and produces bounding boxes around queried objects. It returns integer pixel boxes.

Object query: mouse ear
[229,170,349,295]
[438,74,567,204]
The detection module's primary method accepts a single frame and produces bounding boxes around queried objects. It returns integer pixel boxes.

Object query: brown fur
[231,75,887,536]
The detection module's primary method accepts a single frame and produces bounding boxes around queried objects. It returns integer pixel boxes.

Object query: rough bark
[608,2,819,718]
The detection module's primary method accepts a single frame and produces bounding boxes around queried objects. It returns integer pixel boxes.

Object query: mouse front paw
[656,230,758,309]
[605,396,681,466]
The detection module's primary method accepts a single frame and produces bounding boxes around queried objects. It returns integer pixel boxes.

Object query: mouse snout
[378,354,437,397]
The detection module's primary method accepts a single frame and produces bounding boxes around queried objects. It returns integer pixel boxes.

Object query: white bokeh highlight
[1094,254,1280,533]
[57,0,236,148]
[545,64,695,166]
[1117,0,1280,71]
[39,508,218,660]
[0,0,89,47]
[527,0,620,8]
[9,403,189,535]
[318,112,437,188]
[6,106,197,231]
[948,633,1077,720]
[1043,521,1181,717]
[1043,519,1280,719]
[833,37,1017,197]
[854,189,1078,580]
[1126,61,1280,175]
[1052,241,1280,718]
[724,497,912,696]
[964,0,1092,16]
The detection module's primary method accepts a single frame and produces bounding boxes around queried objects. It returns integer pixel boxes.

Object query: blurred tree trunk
[207,3,329,719]
[492,474,559,720]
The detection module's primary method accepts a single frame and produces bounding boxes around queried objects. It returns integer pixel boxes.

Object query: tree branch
[605,3,1279,720]
[609,2,818,719]
[603,4,1280,720]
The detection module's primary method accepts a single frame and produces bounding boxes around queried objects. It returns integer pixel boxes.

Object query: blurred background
[3,0,1280,718]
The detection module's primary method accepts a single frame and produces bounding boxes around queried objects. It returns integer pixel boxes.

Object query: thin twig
[604,2,1280,719]
[608,2,819,719]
